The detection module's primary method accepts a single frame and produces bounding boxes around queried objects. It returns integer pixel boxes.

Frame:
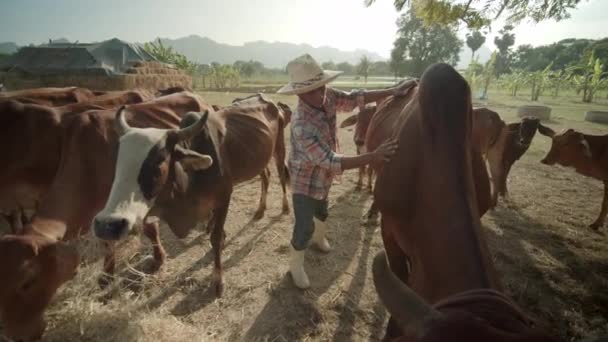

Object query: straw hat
[277,54,343,95]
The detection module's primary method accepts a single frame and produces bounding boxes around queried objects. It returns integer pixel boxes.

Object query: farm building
[0,38,192,90]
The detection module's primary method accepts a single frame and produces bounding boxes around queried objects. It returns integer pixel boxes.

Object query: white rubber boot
[289,246,310,289]
[312,218,332,253]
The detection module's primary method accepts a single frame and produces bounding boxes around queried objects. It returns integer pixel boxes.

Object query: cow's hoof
[589,222,602,231]
[253,210,265,221]
[97,273,114,289]
[355,183,363,191]
[214,281,224,297]
[141,255,163,274]
[282,204,290,215]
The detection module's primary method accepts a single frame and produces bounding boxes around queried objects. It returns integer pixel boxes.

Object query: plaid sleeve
[329,87,365,113]
[292,123,343,174]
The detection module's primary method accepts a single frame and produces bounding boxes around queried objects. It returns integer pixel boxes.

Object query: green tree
[143,39,196,74]
[466,30,486,60]
[391,9,462,77]
[357,55,371,83]
[512,39,595,72]
[389,47,406,79]
[370,61,391,76]
[494,25,515,75]
[480,52,497,99]
[364,0,584,29]
[321,61,337,70]
[336,62,355,75]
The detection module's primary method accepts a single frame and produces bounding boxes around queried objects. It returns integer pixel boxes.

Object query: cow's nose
[93,217,129,240]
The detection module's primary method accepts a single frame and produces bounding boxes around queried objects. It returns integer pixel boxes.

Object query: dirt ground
[2,90,607,341]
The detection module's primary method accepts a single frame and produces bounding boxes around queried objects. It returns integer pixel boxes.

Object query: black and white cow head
[93,106,213,241]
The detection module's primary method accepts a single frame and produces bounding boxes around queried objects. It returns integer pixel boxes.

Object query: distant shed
[0,38,192,91]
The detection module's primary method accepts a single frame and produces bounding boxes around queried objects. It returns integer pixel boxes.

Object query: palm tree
[357,55,371,84]
[466,30,486,61]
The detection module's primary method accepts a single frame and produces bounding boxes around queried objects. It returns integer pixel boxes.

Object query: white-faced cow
[93,94,291,296]
[0,91,214,342]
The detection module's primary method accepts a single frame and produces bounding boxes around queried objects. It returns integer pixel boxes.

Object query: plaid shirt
[289,87,365,200]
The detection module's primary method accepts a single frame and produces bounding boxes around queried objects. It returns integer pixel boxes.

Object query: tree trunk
[582,75,590,103]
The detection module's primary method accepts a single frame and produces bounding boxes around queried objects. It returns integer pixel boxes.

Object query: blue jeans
[291,194,329,251]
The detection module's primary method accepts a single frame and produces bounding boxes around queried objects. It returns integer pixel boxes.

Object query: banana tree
[480,52,497,99]
[547,70,569,98]
[567,53,608,103]
[499,70,525,97]
[527,63,553,101]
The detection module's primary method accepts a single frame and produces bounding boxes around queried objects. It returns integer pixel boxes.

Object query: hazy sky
[1,0,606,58]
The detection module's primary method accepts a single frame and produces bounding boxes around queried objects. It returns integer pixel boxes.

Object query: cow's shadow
[486,203,608,340]
[238,187,383,342]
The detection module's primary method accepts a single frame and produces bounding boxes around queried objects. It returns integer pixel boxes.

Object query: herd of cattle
[0,63,606,341]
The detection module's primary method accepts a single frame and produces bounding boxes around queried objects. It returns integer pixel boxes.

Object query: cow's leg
[210,201,229,296]
[366,200,379,219]
[590,181,608,231]
[273,140,290,214]
[98,241,116,289]
[472,149,492,217]
[367,166,374,193]
[499,162,514,197]
[253,168,270,220]
[356,145,364,189]
[379,215,410,341]
[142,219,166,273]
[486,150,503,208]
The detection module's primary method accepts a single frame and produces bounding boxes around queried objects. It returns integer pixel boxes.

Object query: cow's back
[220,103,279,184]
[472,108,505,154]
[365,88,418,171]
[0,87,96,106]
[0,100,65,211]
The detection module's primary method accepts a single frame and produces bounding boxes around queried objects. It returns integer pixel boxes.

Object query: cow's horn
[176,110,209,142]
[372,251,442,338]
[114,106,131,136]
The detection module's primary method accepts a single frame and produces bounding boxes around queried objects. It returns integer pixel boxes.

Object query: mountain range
[153,35,385,68]
[0,35,493,69]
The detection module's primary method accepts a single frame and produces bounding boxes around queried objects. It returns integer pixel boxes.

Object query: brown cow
[372,63,555,341]
[538,126,608,230]
[340,104,377,191]
[363,90,492,219]
[498,117,542,197]
[92,93,291,296]
[0,92,213,341]
[471,107,510,207]
[0,90,157,233]
[0,87,96,106]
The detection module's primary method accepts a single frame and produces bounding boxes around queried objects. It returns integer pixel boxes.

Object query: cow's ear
[537,124,555,137]
[580,137,593,158]
[173,161,189,194]
[340,114,358,128]
[174,145,213,172]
